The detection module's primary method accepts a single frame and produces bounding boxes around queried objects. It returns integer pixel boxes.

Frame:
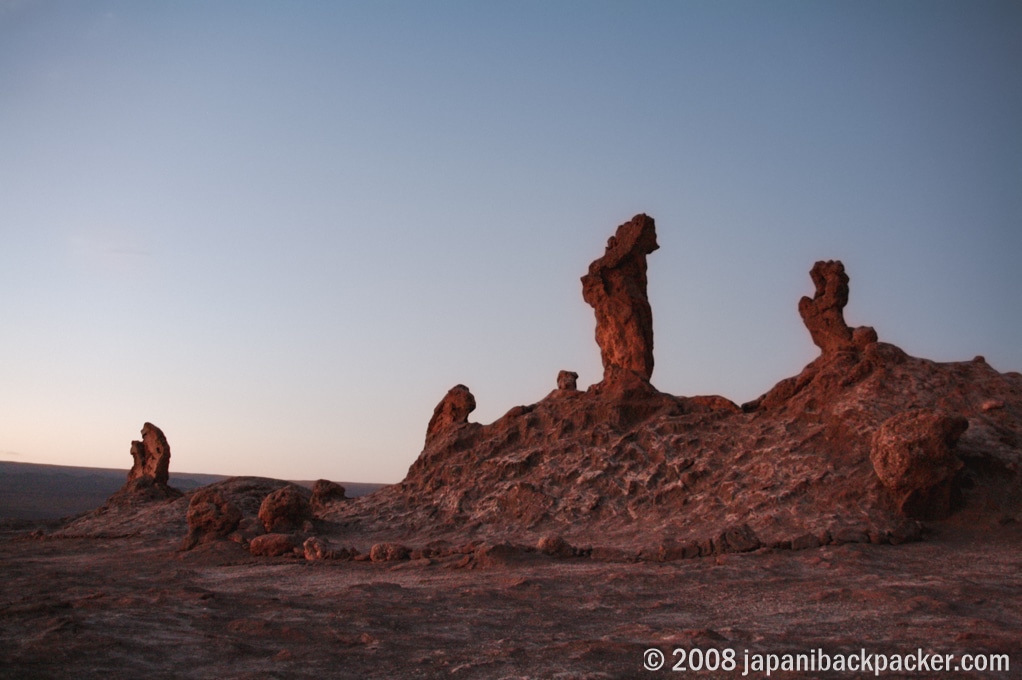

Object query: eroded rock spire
[581,214,659,382]
[797,260,879,355]
[127,422,172,486]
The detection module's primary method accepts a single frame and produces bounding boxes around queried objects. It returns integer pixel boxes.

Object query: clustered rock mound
[321,213,1022,558]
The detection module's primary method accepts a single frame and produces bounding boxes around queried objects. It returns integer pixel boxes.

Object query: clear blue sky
[2,1,1020,483]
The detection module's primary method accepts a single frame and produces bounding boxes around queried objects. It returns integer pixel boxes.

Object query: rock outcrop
[871,409,970,520]
[311,479,346,513]
[556,370,579,392]
[425,384,476,444]
[63,212,1021,562]
[322,213,1021,555]
[178,477,291,550]
[581,213,658,382]
[100,423,183,509]
[797,260,877,355]
[128,422,172,486]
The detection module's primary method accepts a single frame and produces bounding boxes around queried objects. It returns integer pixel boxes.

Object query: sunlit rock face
[581,213,659,383]
[321,213,1020,554]
[128,422,172,486]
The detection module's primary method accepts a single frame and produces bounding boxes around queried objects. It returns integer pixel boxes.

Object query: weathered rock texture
[323,216,1021,555]
[128,422,172,486]
[797,260,877,355]
[60,213,1022,563]
[179,477,291,549]
[258,484,313,533]
[62,424,183,524]
[425,384,476,444]
[556,370,578,391]
[871,409,970,520]
[581,213,658,382]
[311,479,346,513]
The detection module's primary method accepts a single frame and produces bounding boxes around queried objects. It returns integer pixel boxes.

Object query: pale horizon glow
[2,1,1020,483]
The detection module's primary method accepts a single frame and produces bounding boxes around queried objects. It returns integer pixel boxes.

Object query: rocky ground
[1,517,1019,680]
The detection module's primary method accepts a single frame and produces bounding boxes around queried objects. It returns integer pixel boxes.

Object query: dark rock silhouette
[581,213,658,382]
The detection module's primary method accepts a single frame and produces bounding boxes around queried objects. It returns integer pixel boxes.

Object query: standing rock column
[798,260,877,355]
[581,214,659,382]
[127,422,172,486]
[798,260,853,354]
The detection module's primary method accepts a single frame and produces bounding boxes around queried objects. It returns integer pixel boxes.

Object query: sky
[2,1,1020,484]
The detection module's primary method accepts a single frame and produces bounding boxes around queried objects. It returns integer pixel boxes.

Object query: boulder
[870,409,970,520]
[557,370,579,391]
[581,213,659,382]
[537,534,575,558]
[182,488,243,550]
[258,484,313,533]
[797,260,877,355]
[369,542,410,562]
[311,479,346,513]
[249,533,300,557]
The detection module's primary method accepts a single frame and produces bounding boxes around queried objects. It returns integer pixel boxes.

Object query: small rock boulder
[557,370,579,391]
[369,542,410,562]
[258,484,313,533]
[249,533,301,557]
[311,479,346,513]
[870,409,969,520]
[715,524,761,554]
[537,534,576,558]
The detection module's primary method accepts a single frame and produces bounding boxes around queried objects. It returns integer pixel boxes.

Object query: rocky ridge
[322,214,1022,556]
[55,213,1022,562]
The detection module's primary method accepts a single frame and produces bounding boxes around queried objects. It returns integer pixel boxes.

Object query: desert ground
[1,516,1019,680]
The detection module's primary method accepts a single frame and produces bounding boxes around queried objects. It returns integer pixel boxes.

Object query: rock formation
[581,213,658,382]
[182,487,243,549]
[311,479,346,513]
[101,422,183,506]
[61,212,1021,564]
[556,370,578,391]
[871,409,970,520]
[128,422,172,486]
[177,477,292,550]
[797,260,877,355]
[425,384,476,444]
[258,484,313,533]
[321,213,1021,556]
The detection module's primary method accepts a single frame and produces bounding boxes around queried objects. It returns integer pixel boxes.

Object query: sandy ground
[1,521,1019,680]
